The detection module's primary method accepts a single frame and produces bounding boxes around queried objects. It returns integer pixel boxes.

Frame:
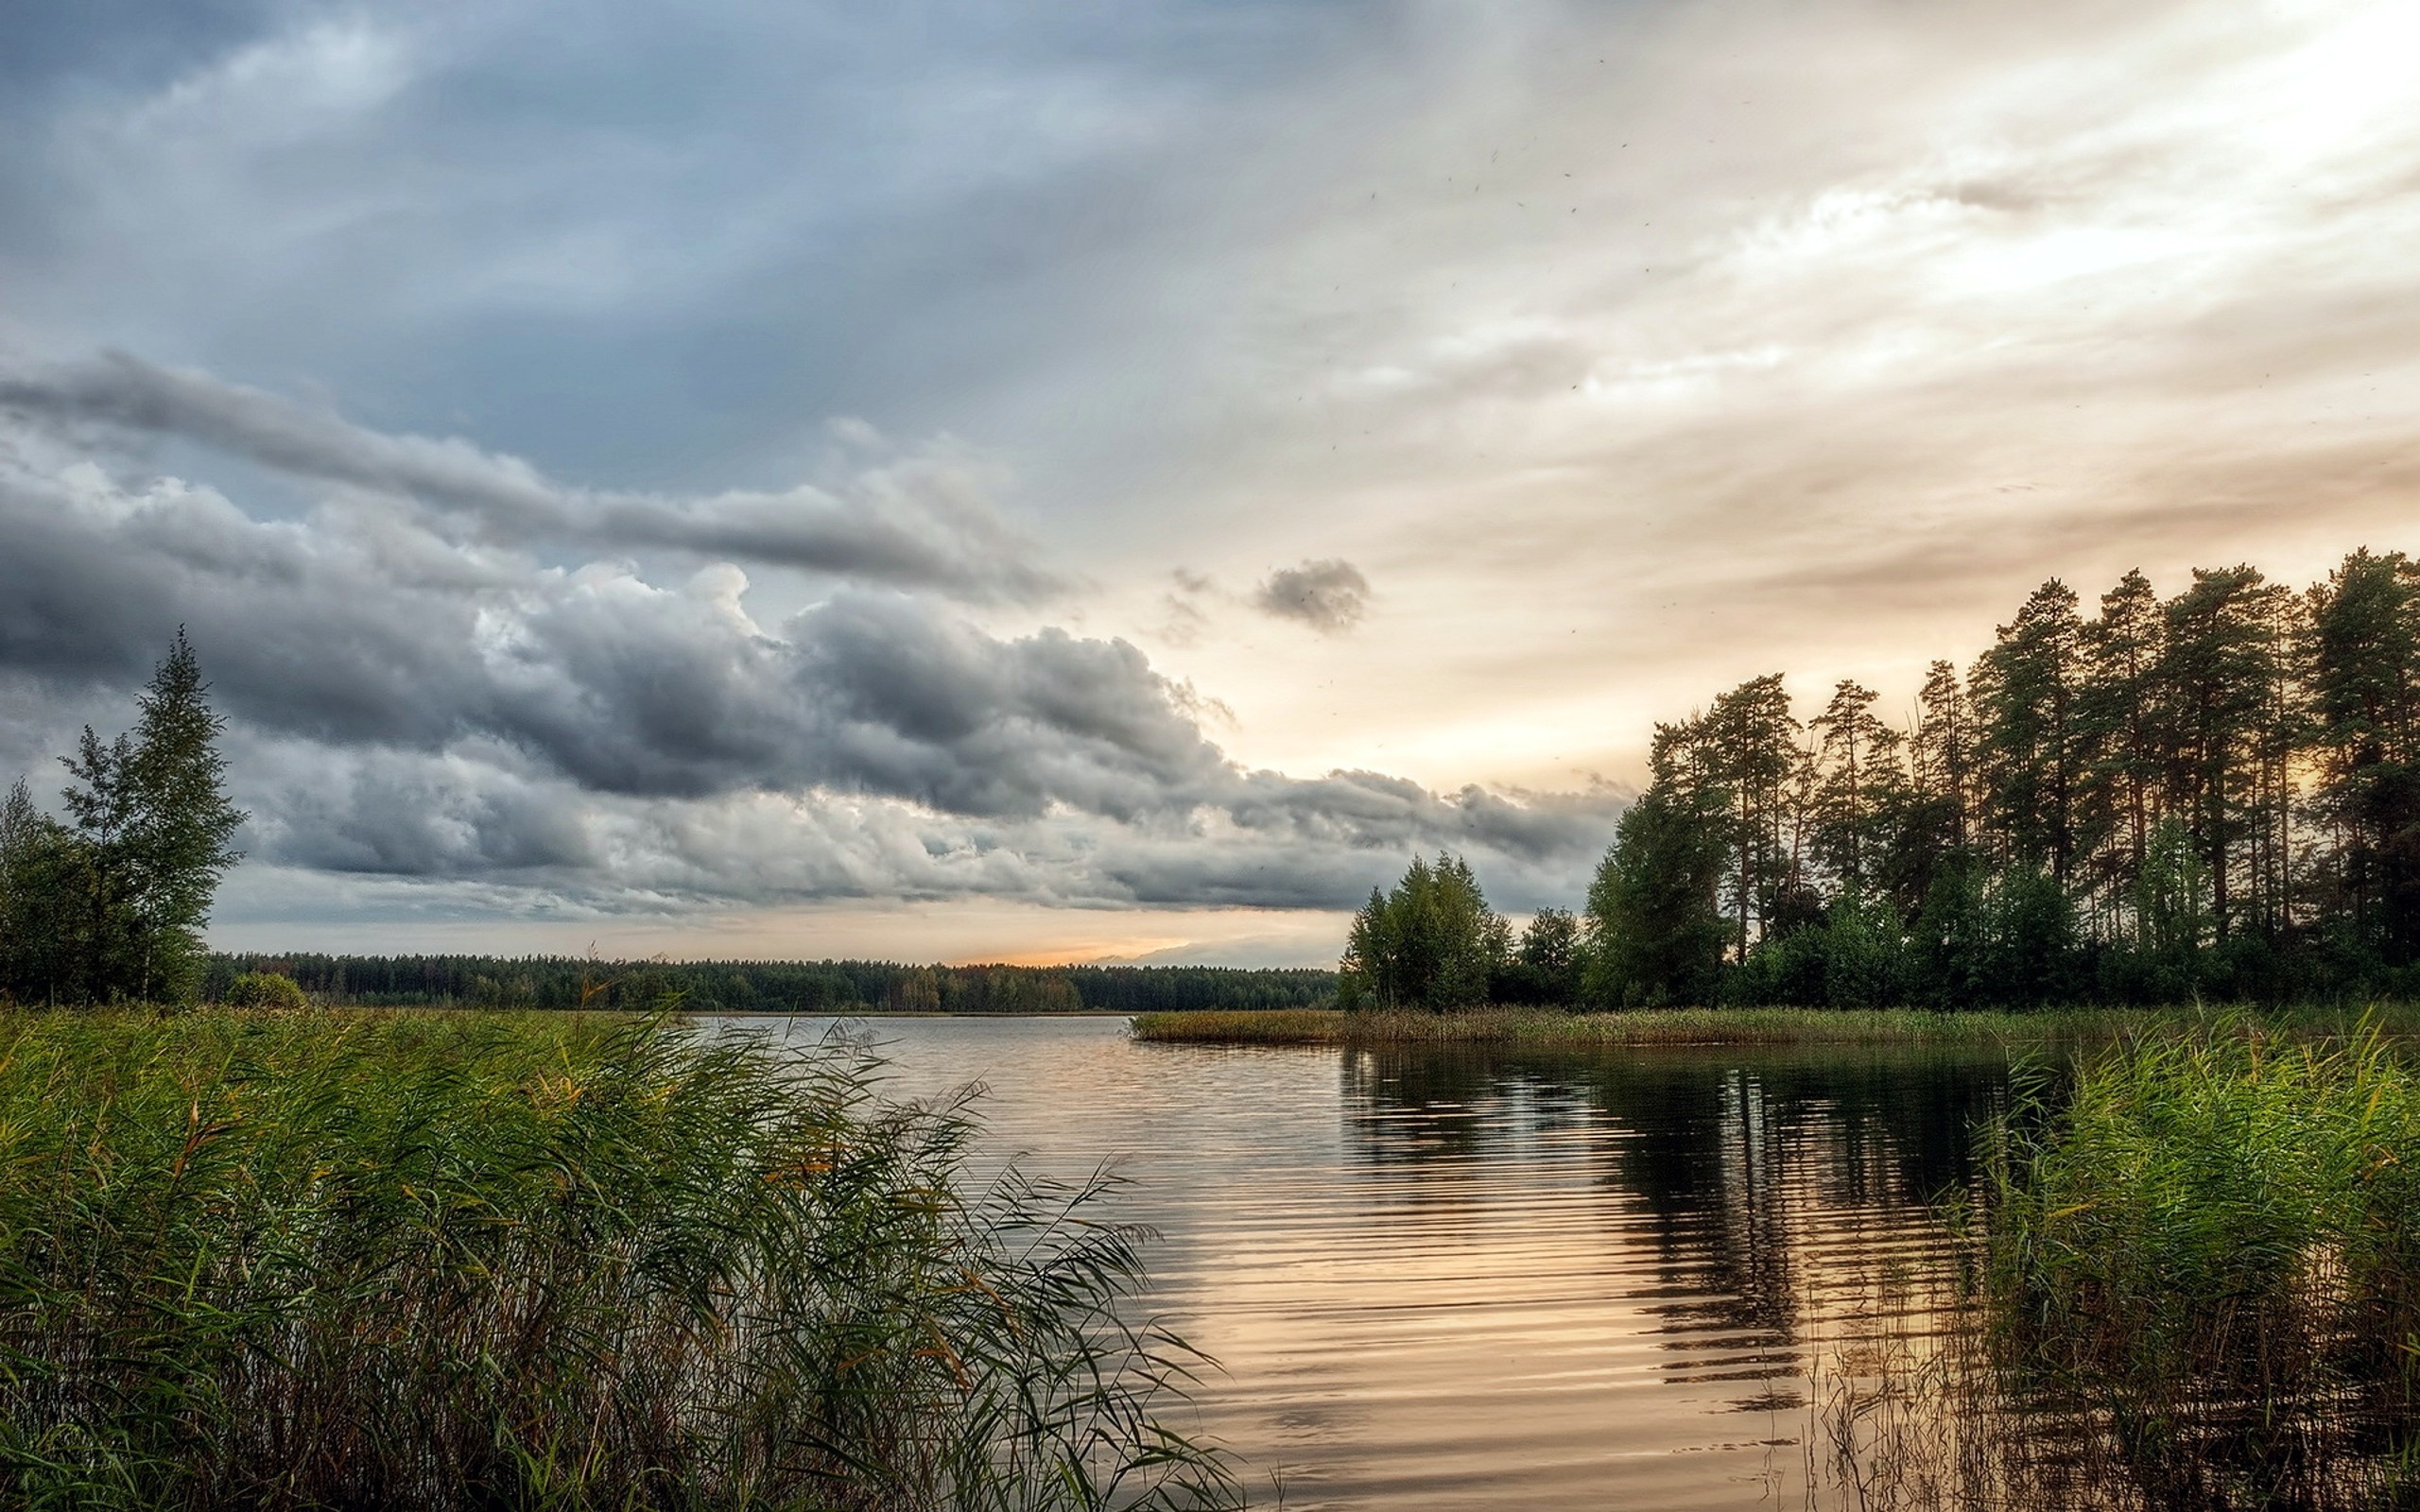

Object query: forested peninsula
[1335,548,2420,1014]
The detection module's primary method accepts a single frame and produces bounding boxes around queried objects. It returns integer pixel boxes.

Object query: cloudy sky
[3,0,2415,965]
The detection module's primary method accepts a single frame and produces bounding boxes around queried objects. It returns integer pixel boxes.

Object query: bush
[220,970,308,1009]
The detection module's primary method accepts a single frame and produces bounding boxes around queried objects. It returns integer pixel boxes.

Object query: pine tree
[1974,580,2084,883]
[1910,660,1976,850]
[2156,567,2287,939]
[53,633,247,1003]
[2076,569,2167,934]
[2306,549,2420,957]
[1695,675,1803,960]
[1876,659,1978,922]
[1582,728,1728,1007]
[1808,679,1903,895]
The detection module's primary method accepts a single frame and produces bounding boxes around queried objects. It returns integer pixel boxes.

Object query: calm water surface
[750,1016,2008,1510]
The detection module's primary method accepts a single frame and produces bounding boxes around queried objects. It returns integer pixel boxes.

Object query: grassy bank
[1131,1003,2420,1048]
[1132,1005,2167,1047]
[0,1008,1237,1511]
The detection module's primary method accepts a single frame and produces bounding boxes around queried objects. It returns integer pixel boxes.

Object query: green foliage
[1984,1022,2420,1503]
[0,1008,1240,1511]
[1582,741,1727,1007]
[1722,861,2093,1010]
[0,781,85,1005]
[1495,906,1583,1006]
[1983,865,2083,1006]
[1,634,245,1005]
[1339,852,1508,1010]
[220,971,308,1010]
[1723,887,1906,1008]
[1538,544,2420,1008]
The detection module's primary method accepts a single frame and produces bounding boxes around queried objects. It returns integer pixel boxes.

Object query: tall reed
[1979,1020,2420,1508]
[0,1008,1238,1511]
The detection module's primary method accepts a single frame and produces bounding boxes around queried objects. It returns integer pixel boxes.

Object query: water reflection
[1341,1045,2006,1420]
[759,1017,2010,1511]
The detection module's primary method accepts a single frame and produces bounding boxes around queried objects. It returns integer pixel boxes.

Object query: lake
[749,1015,2011,1510]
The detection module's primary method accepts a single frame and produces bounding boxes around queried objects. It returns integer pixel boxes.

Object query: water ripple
[749,1016,2006,1510]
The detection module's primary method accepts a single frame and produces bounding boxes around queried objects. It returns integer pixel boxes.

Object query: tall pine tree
[47,633,246,1004]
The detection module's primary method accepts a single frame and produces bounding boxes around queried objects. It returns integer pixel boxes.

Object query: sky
[3,0,2417,966]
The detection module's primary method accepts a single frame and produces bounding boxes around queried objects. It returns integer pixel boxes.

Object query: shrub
[220,970,308,1009]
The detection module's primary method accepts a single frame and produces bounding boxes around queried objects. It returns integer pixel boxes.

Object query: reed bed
[1797,1017,2420,1510]
[1124,1010,1344,1045]
[1132,1005,2173,1048]
[1133,1003,2420,1050]
[1975,1020,2420,1508]
[0,1008,1240,1512]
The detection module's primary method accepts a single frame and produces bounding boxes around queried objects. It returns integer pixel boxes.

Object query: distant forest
[205,954,1338,1015]
[1350,548,2420,1010]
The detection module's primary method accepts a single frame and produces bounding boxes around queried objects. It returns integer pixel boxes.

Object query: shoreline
[1127,1004,2420,1048]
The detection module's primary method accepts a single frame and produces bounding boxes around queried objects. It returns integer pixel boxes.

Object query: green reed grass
[1124,1010,1344,1045]
[1131,1005,2185,1048]
[1135,1003,2420,1050]
[1979,1018,2420,1507]
[0,1008,1240,1512]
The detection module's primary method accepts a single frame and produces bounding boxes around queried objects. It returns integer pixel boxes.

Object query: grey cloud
[219,735,1608,917]
[242,740,600,877]
[0,352,1061,601]
[1253,558,1370,633]
[0,433,1619,914]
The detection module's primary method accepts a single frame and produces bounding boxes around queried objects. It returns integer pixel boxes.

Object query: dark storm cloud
[218,736,1606,917]
[0,414,1618,912]
[1253,558,1370,633]
[0,450,1167,809]
[0,353,1061,601]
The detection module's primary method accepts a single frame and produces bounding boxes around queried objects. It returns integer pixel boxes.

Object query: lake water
[749,1015,2010,1510]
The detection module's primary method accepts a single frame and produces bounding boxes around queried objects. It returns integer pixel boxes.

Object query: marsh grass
[1132,1003,2420,1049]
[1135,1005,2171,1048]
[0,1007,1240,1511]
[1125,1010,1344,1045]
[1975,1019,2420,1509]
[1800,1252,2150,1512]
[1799,1016,2420,1510]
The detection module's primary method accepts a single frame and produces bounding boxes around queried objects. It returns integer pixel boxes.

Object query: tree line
[208,954,1339,1015]
[1345,548,2420,1010]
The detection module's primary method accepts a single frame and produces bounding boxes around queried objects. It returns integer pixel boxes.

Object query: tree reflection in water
[1340,1043,2008,1418]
